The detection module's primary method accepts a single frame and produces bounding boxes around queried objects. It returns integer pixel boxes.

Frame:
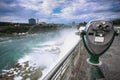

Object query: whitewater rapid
[0,28,80,80]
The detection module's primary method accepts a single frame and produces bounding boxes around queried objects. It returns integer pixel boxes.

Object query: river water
[0,28,80,80]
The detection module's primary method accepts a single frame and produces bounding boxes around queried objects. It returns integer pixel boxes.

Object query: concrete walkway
[78,35,120,80]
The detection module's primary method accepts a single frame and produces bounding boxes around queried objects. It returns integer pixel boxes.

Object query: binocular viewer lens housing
[85,20,115,54]
[80,20,117,64]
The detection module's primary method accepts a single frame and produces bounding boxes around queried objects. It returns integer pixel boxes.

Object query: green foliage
[112,19,120,25]
[79,22,87,26]
[0,25,30,34]
[29,23,65,33]
[0,22,66,35]
[0,22,31,26]
[77,22,87,29]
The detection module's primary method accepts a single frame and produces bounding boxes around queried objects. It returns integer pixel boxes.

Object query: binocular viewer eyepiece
[92,24,111,32]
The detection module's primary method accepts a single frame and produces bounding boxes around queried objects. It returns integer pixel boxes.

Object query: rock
[23,61,29,68]
[13,63,21,68]
[0,61,43,80]
[7,74,14,80]
[30,68,42,80]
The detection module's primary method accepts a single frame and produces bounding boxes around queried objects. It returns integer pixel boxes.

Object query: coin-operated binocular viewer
[80,20,118,80]
[81,20,116,65]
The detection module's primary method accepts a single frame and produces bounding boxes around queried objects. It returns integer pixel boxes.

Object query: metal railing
[43,39,81,80]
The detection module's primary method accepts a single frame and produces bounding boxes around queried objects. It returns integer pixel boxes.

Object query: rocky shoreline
[0,61,43,80]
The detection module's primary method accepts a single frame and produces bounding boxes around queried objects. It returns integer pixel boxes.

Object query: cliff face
[112,19,120,26]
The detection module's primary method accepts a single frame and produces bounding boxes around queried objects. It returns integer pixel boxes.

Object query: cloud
[0,0,120,23]
[18,0,62,15]
[0,0,18,13]
[53,0,120,22]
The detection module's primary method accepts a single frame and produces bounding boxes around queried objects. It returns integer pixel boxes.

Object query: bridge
[42,27,120,80]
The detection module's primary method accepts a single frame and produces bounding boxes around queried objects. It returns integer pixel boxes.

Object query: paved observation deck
[78,34,120,80]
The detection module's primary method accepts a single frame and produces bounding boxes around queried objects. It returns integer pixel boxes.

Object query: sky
[0,0,120,23]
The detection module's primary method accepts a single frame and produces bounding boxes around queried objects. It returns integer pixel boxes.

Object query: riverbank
[0,22,69,37]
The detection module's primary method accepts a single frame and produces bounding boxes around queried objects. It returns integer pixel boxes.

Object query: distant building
[72,21,76,26]
[28,18,36,25]
[37,18,39,24]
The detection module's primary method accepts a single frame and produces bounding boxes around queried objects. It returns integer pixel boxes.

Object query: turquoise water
[0,28,80,79]
[0,30,60,72]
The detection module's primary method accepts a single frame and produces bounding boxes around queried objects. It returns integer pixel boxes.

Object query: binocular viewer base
[87,58,102,66]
